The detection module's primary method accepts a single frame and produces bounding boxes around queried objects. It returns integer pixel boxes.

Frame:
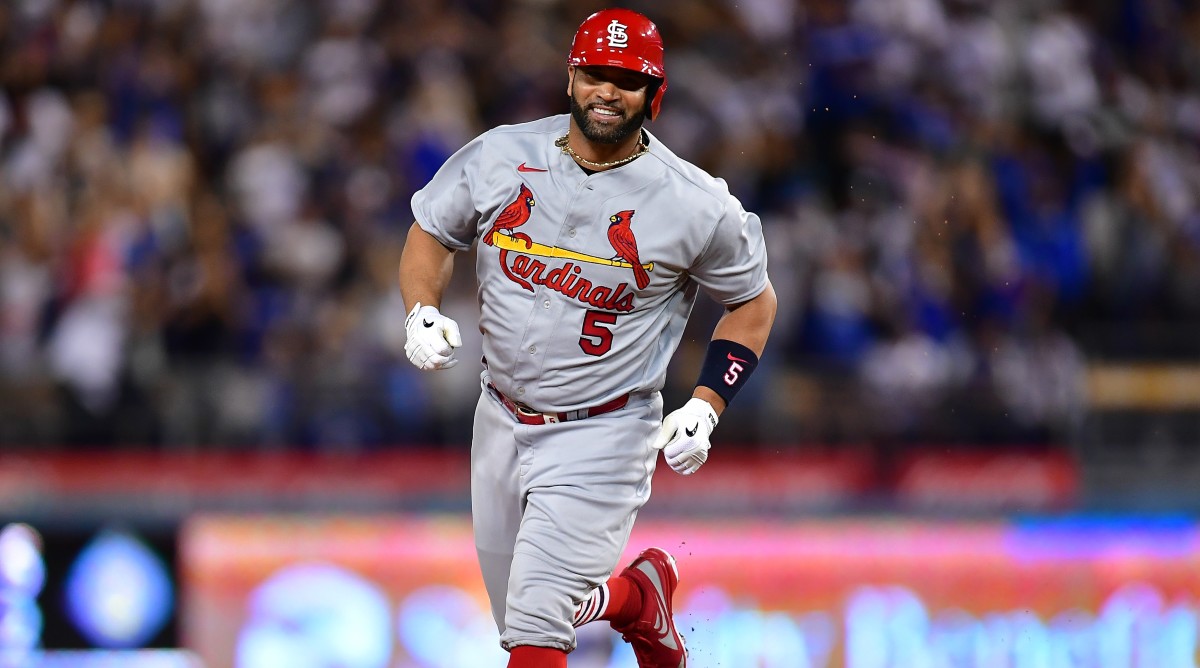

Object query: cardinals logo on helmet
[606,210,650,289]
[606,20,629,48]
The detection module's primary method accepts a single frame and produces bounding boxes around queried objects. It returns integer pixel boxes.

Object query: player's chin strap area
[486,382,629,425]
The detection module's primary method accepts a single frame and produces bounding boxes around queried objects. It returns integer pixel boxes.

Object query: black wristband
[696,339,760,407]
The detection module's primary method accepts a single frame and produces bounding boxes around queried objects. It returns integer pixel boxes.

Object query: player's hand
[404,302,462,370]
[652,397,718,475]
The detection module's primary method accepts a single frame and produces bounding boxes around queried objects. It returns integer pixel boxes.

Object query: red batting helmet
[567,9,667,120]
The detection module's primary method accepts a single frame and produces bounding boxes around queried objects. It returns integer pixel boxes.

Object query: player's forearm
[399,222,457,311]
[711,280,777,356]
[694,281,778,414]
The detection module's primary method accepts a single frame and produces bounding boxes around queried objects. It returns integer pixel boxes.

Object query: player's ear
[567,65,576,97]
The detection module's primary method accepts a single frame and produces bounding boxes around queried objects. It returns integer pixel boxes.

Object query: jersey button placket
[515,288,551,402]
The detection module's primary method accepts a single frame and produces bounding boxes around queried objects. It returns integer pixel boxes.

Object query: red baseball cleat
[612,548,687,668]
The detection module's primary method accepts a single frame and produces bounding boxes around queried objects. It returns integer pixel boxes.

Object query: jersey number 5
[579,310,617,356]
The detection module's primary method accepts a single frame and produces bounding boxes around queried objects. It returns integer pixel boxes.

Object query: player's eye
[580,67,648,92]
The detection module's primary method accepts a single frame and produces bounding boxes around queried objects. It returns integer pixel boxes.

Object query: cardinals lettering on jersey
[488,185,654,306]
[607,210,650,290]
[485,183,535,247]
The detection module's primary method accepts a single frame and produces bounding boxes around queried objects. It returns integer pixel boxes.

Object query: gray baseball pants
[471,373,662,651]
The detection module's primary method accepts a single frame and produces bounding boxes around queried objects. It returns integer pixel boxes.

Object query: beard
[569,94,646,145]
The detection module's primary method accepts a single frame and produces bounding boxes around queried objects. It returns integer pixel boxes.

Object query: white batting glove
[404,302,462,371]
[652,398,719,475]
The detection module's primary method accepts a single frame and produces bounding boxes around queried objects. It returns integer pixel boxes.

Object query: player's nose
[594,81,621,102]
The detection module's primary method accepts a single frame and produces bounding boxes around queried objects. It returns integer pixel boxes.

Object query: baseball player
[398,8,775,668]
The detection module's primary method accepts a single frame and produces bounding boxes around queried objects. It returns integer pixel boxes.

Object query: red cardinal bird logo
[484,184,535,247]
[607,209,650,290]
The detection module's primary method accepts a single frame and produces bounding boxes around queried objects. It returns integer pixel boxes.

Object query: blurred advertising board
[0,448,1077,518]
[1,522,180,654]
[1,651,202,668]
[0,452,474,521]
[893,449,1079,512]
[180,515,1200,668]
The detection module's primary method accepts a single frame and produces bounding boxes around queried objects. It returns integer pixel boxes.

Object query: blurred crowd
[1,0,1198,450]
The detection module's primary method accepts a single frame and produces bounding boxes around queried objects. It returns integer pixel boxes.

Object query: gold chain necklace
[555,134,647,169]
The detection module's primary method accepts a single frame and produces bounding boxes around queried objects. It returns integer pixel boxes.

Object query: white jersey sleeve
[688,185,769,306]
[411,135,485,251]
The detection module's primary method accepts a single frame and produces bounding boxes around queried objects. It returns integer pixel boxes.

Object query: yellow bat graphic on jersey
[492,232,654,271]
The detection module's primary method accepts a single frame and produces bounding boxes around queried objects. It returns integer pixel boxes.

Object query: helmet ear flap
[646,79,666,120]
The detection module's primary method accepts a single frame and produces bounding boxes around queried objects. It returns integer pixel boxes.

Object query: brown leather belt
[486,382,628,425]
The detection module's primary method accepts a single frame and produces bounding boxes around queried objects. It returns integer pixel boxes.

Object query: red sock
[601,573,644,627]
[508,645,568,668]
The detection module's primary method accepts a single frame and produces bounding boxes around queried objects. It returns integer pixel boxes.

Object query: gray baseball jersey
[412,114,769,412]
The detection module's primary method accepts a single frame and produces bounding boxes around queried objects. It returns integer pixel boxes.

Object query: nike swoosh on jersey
[423,319,435,328]
[727,352,748,363]
[517,162,548,172]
